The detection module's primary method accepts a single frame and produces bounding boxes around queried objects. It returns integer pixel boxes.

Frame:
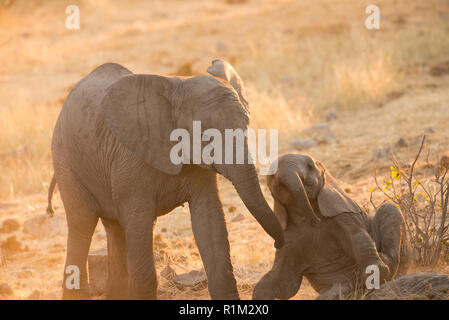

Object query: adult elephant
[47,60,284,300]
[253,153,412,300]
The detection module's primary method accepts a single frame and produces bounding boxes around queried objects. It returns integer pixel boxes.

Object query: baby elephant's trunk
[46,174,56,217]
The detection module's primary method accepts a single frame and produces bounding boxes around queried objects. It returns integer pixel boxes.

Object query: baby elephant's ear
[206,59,249,111]
[317,172,361,217]
[273,198,288,230]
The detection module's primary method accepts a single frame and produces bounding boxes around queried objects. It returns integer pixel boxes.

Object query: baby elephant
[253,153,412,300]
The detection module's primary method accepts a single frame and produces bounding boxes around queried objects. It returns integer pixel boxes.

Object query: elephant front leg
[122,209,158,299]
[334,213,389,284]
[189,191,239,300]
[253,245,303,300]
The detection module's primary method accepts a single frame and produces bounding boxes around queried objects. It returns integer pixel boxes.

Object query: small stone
[160,265,177,281]
[424,127,435,134]
[27,289,42,300]
[0,283,13,296]
[232,213,244,222]
[0,219,20,233]
[87,248,108,297]
[372,146,395,160]
[215,41,228,52]
[173,270,208,291]
[395,138,408,148]
[22,214,66,238]
[290,138,317,151]
[324,111,338,121]
[228,206,236,213]
[280,75,293,87]
[305,123,338,144]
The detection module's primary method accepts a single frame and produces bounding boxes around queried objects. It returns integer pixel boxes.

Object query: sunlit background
[0,0,448,299]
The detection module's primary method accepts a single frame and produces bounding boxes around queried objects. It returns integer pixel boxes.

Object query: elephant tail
[46,174,56,217]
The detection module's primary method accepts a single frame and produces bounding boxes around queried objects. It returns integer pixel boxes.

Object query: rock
[215,41,228,52]
[372,146,395,160]
[424,127,435,134]
[290,138,317,151]
[1,235,27,254]
[0,283,13,296]
[232,213,244,222]
[173,270,208,291]
[395,138,408,148]
[430,61,449,77]
[160,265,177,281]
[279,75,293,87]
[0,219,21,233]
[87,248,108,297]
[22,214,66,238]
[440,151,449,169]
[305,123,338,144]
[324,111,338,121]
[27,289,42,300]
[228,206,236,213]
[367,272,449,300]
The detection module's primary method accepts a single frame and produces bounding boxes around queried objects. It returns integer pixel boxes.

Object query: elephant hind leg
[57,171,99,300]
[371,203,410,279]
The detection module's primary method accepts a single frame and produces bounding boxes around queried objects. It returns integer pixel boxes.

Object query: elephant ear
[101,74,183,175]
[206,59,249,111]
[273,198,288,230]
[317,172,362,217]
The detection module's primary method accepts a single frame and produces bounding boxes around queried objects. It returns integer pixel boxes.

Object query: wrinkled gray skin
[49,60,284,300]
[253,153,412,300]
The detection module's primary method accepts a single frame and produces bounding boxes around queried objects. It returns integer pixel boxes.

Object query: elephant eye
[304,176,314,186]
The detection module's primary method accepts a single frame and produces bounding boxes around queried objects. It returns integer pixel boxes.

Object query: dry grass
[0,0,448,197]
[0,0,449,300]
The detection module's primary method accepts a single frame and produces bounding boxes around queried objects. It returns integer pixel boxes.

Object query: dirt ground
[0,0,448,299]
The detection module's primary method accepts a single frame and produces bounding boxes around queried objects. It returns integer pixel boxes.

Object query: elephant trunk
[282,171,320,225]
[217,162,284,249]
